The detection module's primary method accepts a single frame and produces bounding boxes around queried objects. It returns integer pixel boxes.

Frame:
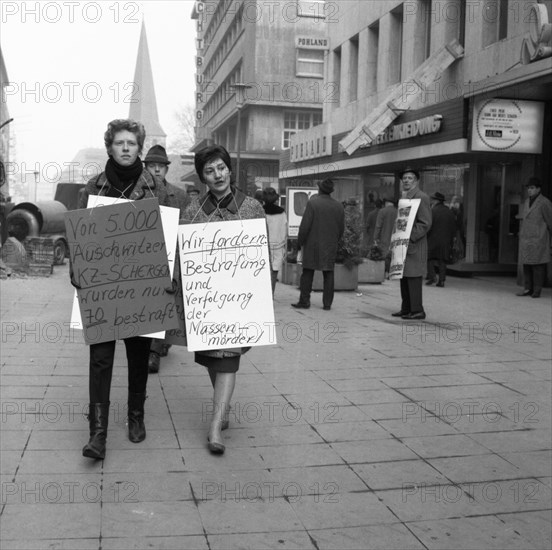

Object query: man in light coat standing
[517,177,552,298]
[392,169,432,320]
[292,179,345,311]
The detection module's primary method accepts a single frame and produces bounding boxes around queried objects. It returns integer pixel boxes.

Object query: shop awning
[338,39,464,156]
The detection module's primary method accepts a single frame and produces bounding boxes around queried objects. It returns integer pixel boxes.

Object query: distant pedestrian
[374,197,397,277]
[517,177,552,298]
[391,169,432,320]
[143,144,190,373]
[74,119,171,460]
[262,187,287,294]
[292,178,344,311]
[366,199,383,246]
[426,192,456,287]
[187,186,201,200]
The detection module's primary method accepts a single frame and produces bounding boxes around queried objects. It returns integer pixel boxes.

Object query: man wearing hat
[517,177,552,298]
[426,192,456,287]
[292,178,345,310]
[392,169,432,320]
[143,144,190,373]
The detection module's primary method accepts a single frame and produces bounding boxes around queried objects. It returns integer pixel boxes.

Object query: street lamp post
[229,83,252,194]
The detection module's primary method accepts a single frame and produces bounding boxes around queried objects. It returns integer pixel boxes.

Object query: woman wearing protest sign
[181,144,265,454]
[74,119,170,460]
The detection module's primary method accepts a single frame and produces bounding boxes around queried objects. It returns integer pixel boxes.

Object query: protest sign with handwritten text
[65,198,179,344]
[389,198,421,280]
[69,195,180,340]
[178,219,275,352]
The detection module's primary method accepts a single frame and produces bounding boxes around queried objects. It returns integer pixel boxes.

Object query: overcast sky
[2,0,197,173]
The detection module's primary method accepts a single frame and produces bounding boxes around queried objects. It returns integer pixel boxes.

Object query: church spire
[129,21,166,150]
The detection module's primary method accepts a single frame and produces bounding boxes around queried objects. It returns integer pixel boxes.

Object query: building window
[332,46,341,105]
[349,34,359,102]
[482,0,509,46]
[283,111,323,149]
[367,21,379,96]
[296,48,325,78]
[389,4,403,85]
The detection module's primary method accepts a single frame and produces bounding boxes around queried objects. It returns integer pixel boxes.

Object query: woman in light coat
[517,177,552,298]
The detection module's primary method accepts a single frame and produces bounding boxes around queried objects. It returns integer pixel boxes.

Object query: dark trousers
[522,264,546,293]
[299,268,335,308]
[427,259,446,283]
[400,276,424,314]
[89,337,151,403]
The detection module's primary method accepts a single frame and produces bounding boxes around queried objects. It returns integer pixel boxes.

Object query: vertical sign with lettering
[65,198,179,344]
[178,219,276,351]
[389,199,421,280]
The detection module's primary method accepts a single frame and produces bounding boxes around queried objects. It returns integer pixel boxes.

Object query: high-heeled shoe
[207,433,225,454]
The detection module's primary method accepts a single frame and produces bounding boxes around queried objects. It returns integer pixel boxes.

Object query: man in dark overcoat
[392,169,432,320]
[143,144,190,373]
[292,179,345,310]
[426,192,456,287]
[517,177,552,298]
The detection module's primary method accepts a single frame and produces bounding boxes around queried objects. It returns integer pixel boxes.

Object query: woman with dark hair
[181,144,265,454]
[262,187,287,294]
[74,119,169,460]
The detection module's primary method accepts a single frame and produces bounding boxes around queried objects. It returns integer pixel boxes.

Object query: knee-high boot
[82,403,110,459]
[128,392,146,443]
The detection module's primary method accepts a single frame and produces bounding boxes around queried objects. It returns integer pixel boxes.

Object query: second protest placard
[178,218,276,351]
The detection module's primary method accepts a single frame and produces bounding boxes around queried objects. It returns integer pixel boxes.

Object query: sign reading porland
[65,198,178,344]
[178,219,275,352]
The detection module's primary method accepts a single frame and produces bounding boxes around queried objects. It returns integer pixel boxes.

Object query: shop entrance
[477,163,522,264]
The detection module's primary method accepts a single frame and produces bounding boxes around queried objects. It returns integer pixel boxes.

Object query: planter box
[281,262,359,290]
[358,259,385,284]
[312,263,359,291]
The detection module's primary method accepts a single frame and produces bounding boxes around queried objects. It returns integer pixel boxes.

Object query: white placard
[389,199,421,280]
[178,219,276,352]
[286,187,318,237]
[70,195,180,339]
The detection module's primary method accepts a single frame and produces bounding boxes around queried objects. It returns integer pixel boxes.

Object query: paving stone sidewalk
[1,265,551,549]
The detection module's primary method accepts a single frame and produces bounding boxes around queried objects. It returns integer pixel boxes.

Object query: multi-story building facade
[191,0,328,193]
[280,0,552,271]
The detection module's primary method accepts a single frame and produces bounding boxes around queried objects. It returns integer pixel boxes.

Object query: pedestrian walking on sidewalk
[517,177,552,298]
[391,169,432,320]
[291,179,345,311]
[262,187,287,294]
[143,144,190,373]
[426,192,456,287]
[74,119,170,460]
[181,145,266,455]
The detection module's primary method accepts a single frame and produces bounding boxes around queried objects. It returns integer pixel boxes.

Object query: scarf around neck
[105,156,143,196]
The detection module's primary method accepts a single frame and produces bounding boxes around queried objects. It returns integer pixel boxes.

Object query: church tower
[129,21,166,151]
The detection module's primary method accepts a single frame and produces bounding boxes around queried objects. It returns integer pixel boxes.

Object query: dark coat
[298,193,345,270]
[365,207,380,245]
[403,187,432,277]
[427,203,457,260]
[518,193,552,264]
[165,180,190,211]
[374,204,398,254]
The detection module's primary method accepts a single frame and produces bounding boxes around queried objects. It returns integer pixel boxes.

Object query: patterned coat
[180,186,266,359]
[298,193,345,270]
[518,193,552,265]
[403,187,432,277]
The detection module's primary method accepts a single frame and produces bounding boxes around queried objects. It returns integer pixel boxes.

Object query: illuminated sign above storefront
[471,98,544,154]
